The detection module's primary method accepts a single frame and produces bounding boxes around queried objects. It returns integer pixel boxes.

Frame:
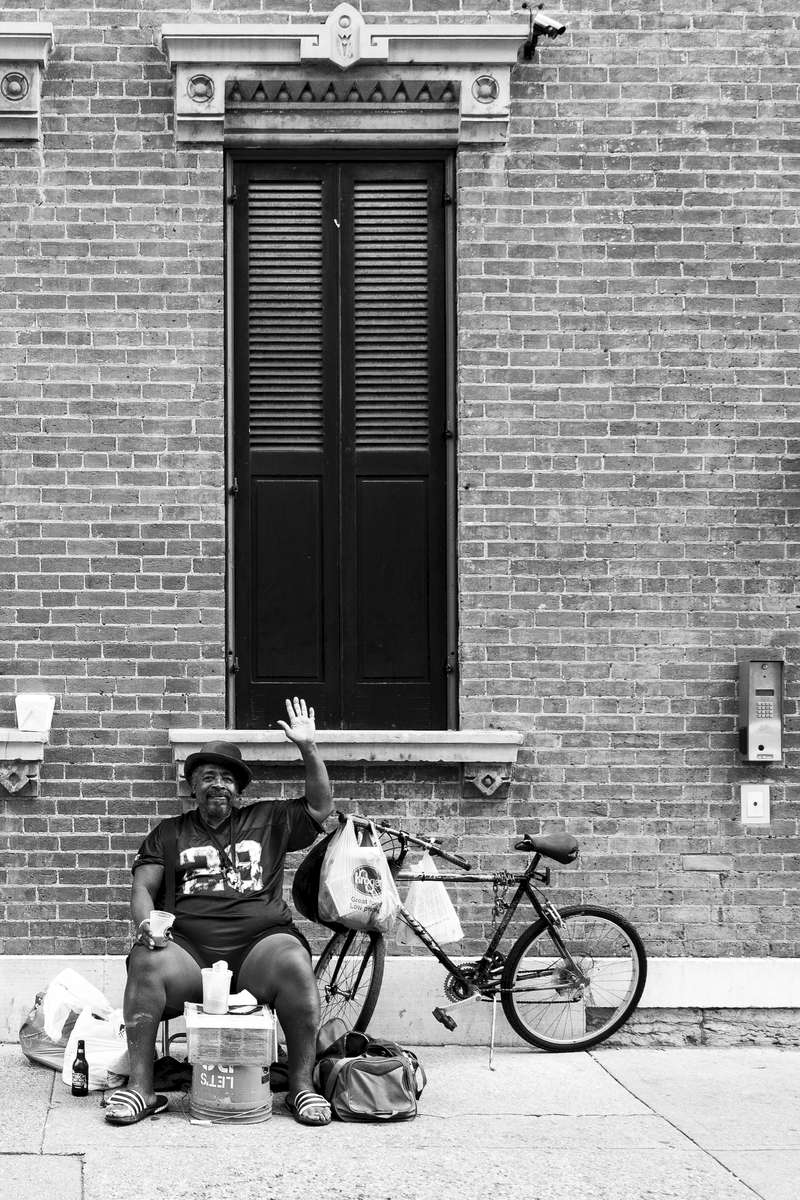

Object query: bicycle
[312,813,647,1052]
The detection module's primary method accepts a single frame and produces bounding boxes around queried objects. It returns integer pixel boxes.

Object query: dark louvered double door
[233,159,448,729]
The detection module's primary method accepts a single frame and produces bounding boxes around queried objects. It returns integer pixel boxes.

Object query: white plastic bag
[397,852,464,946]
[318,817,401,933]
[19,991,78,1072]
[20,968,118,1074]
[42,967,114,1041]
[61,1007,129,1092]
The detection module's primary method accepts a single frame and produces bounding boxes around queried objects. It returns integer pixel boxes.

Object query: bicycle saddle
[514,833,579,864]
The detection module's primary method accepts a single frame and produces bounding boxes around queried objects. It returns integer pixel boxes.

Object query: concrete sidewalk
[2,1043,798,1200]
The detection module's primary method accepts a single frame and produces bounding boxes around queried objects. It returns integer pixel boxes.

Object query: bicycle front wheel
[314,928,386,1033]
[501,905,647,1051]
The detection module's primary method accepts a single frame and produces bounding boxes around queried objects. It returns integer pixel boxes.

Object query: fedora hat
[184,740,252,792]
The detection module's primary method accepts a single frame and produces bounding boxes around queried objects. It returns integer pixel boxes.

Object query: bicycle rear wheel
[314,928,386,1033]
[501,905,647,1051]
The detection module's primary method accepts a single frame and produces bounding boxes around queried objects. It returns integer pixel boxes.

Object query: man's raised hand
[278,697,317,751]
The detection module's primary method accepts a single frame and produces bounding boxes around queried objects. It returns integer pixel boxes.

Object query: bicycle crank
[432,989,483,1031]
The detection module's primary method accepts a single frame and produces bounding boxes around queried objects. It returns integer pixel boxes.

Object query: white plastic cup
[148,910,175,939]
[202,966,232,1014]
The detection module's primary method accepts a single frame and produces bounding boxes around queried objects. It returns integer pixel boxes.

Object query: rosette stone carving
[0,24,54,141]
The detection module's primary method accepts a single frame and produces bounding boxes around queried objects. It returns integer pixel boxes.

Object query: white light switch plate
[741,784,770,825]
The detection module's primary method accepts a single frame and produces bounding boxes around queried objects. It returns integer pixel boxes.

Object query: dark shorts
[127,921,313,999]
[170,921,312,990]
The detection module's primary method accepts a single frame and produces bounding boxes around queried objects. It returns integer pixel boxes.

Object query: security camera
[521,4,567,59]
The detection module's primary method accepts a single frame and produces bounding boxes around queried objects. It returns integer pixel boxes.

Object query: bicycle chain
[444,952,505,1002]
[492,872,516,920]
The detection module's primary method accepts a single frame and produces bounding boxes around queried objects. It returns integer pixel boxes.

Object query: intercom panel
[738,657,783,762]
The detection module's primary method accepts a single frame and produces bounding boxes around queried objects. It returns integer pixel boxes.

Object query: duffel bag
[314,1037,426,1122]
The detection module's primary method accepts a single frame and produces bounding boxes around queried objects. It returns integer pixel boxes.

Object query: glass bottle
[71,1038,89,1096]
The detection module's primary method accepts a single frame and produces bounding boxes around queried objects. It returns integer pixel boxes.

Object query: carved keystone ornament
[301,4,389,70]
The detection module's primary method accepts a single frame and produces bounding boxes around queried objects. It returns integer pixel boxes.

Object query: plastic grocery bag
[318,817,401,933]
[19,992,80,1071]
[397,852,464,946]
[19,968,116,1072]
[42,967,114,1038]
[61,1007,129,1092]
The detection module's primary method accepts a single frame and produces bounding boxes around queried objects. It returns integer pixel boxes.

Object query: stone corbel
[0,23,54,141]
[0,730,48,796]
[461,765,514,800]
[160,6,525,145]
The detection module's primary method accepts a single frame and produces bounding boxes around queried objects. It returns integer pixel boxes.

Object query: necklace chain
[197,810,239,886]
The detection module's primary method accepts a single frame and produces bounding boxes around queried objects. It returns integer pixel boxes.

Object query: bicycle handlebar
[336,811,473,871]
[427,845,473,872]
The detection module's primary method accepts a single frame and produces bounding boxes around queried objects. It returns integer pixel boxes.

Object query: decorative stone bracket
[169,728,524,800]
[0,729,48,796]
[160,5,526,145]
[0,23,54,141]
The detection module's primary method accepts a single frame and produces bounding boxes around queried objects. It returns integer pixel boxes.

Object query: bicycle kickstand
[489,993,497,1071]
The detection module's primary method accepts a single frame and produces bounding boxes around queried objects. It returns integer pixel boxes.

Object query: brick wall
[1,1,797,960]
[457,0,799,957]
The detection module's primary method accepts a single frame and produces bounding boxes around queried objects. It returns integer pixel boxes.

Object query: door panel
[234,157,448,729]
[356,477,430,680]
[251,477,324,681]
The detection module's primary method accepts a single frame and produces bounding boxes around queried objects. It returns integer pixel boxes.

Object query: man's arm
[131,863,168,949]
[297,740,333,822]
[278,696,333,823]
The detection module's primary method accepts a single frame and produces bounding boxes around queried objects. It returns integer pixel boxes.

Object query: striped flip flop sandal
[285,1090,331,1126]
[104,1088,169,1125]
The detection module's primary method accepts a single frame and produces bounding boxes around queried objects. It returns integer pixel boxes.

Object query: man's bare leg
[118,941,202,1105]
[237,933,326,1122]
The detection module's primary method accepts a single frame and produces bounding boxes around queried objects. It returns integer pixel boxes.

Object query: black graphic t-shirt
[132,798,323,949]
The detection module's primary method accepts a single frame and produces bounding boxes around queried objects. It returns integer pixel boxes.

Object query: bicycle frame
[395,855,585,997]
[342,811,589,998]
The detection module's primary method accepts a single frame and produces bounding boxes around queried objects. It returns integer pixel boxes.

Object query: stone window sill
[169,728,524,798]
[0,728,49,796]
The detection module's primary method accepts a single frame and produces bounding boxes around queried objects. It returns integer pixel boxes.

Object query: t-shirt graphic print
[180,839,264,895]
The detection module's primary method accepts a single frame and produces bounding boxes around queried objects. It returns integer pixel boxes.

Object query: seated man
[106,697,333,1127]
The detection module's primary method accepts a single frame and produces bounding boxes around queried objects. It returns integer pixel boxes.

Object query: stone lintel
[0,23,54,141]
[224,104,462,147]
[160,6,525,145]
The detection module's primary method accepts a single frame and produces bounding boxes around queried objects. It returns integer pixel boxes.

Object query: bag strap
[319,1031,370,1061]
[411,1061,427,1098]
[162,816,178,913]
[319,1054,351,1100]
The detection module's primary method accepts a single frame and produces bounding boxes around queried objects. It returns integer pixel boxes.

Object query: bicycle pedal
[432,1007,457,1031]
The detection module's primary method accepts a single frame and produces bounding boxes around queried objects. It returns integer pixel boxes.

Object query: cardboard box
[184,1003,277,1065]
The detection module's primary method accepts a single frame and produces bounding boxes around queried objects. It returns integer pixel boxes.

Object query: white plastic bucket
[189,1063,272,1123]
